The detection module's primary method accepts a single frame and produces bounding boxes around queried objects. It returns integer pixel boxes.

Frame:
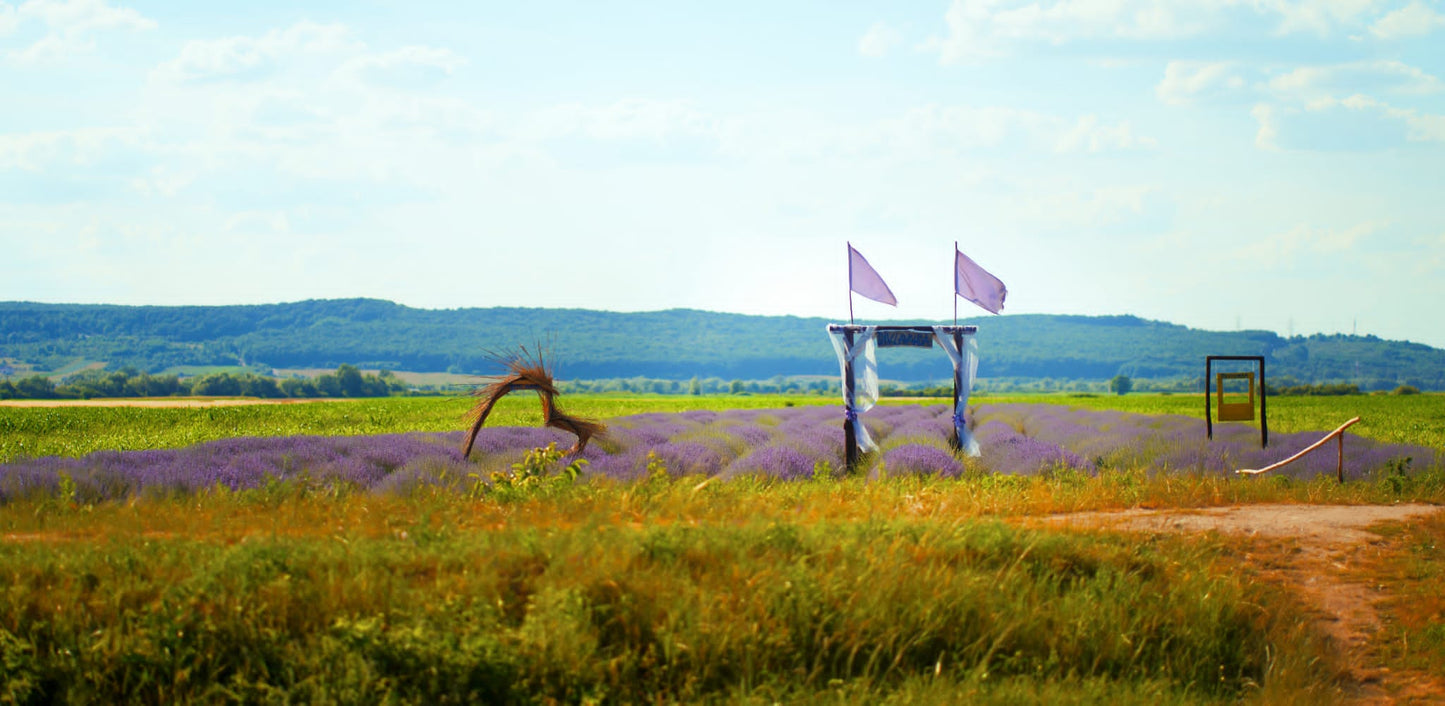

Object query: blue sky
[2,0,1442,347]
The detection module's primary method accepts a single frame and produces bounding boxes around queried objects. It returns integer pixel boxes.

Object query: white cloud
[787,105,1034,158]
[924,0,1423,61]
[719,104,1159,163]
[223,210,290,234]
[1267,59,1444,100]
[399,46,466,73]
[858,21,903,57]
[1157,59,1443,109]
[1156,61,1247,105]
[1263,0,1381,36]
[923,0,1226,62]
[1016,185,1160,228]
[140,22,476,164]
[884,104,1051,150]
[13,0,153,33]
[1249,92,1445,150]
[1320,94,1445,142]
[2,0,153,35]
[338,45,467,85]
[1242,220,1385,265]
[1410,232,1445,277]
[921,0,1003,63]
[1055,115,1158,152]
[0,20,493,216]
[526,100,722,143]
[1405,110,1445,142]
[982,0,1198,41]
[1166,58,1445,150]
[1251,103,1280,149]
[0,126,138,170]
[151,21,358,83]
[1370,1,1445,37]
[1,0,154,64]
[127,165,194,198]
[5,32,88,63]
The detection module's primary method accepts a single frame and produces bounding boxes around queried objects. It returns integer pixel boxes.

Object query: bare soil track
[1039,504,1445,704]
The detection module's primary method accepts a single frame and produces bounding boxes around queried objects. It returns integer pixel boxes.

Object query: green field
[0,395,839,464]
[2,393,1443,703]
[271,368,495,387]
[1025,392,1445,451]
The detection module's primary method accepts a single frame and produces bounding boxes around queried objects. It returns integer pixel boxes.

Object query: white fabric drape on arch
[827,326,880,452]
[932,326,980,456]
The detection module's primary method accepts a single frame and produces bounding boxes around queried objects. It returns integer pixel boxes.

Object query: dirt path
[1039,504,1445,704]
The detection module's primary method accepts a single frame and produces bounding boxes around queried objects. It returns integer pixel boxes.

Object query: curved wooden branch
[460,349,606,458]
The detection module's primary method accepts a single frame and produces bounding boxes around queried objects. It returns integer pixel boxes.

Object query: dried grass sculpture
[461,347,606,458]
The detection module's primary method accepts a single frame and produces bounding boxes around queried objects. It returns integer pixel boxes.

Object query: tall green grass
[0,478,1338,704]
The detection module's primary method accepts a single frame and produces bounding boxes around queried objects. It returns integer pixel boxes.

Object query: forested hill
[2,299,1442,389]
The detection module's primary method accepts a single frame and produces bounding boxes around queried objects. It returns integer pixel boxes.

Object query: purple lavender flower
[881,444,964,478]
[645,441,727,477]
[973,420,1096,476]
[889,407,956,441]
[3,402,1438,501]
[608,418,694,448]
[714,423,775,449]
[0,432,474,502]
[587,448,654,482]
[677,410,720,424]
[724,445,817,481]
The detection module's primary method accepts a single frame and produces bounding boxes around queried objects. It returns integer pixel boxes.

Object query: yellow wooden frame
[1216,372,1255,422]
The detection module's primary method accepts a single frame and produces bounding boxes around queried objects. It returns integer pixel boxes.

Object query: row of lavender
[1,404,1437,502]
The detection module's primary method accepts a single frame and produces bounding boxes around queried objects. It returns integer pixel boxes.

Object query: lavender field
[3,403,1437,503]
[4,398,1437,703]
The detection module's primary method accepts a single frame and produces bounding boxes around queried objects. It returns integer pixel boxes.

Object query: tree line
[5,299,1443,389]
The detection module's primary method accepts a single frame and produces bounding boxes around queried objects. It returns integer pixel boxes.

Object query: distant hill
[2,299,1442,390]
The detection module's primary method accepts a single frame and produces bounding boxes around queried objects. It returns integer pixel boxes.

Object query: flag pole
[847,242,855,325]
[953,241,958,327]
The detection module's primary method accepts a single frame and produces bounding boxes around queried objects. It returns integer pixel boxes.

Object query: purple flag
[848,244,897,306]
[955,247,1006,314]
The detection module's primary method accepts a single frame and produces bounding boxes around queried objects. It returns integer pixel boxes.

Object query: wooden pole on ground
[1338,433,1345,484]
[1205,357,1214,441]
[1260,357,1269,448]
[843,328,857,472]
[950,328,963,451]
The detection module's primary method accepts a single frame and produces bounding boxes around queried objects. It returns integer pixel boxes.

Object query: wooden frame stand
[1205,355,1267,448]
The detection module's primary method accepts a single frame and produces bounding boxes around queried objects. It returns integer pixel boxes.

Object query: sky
[2,0,1443,347]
